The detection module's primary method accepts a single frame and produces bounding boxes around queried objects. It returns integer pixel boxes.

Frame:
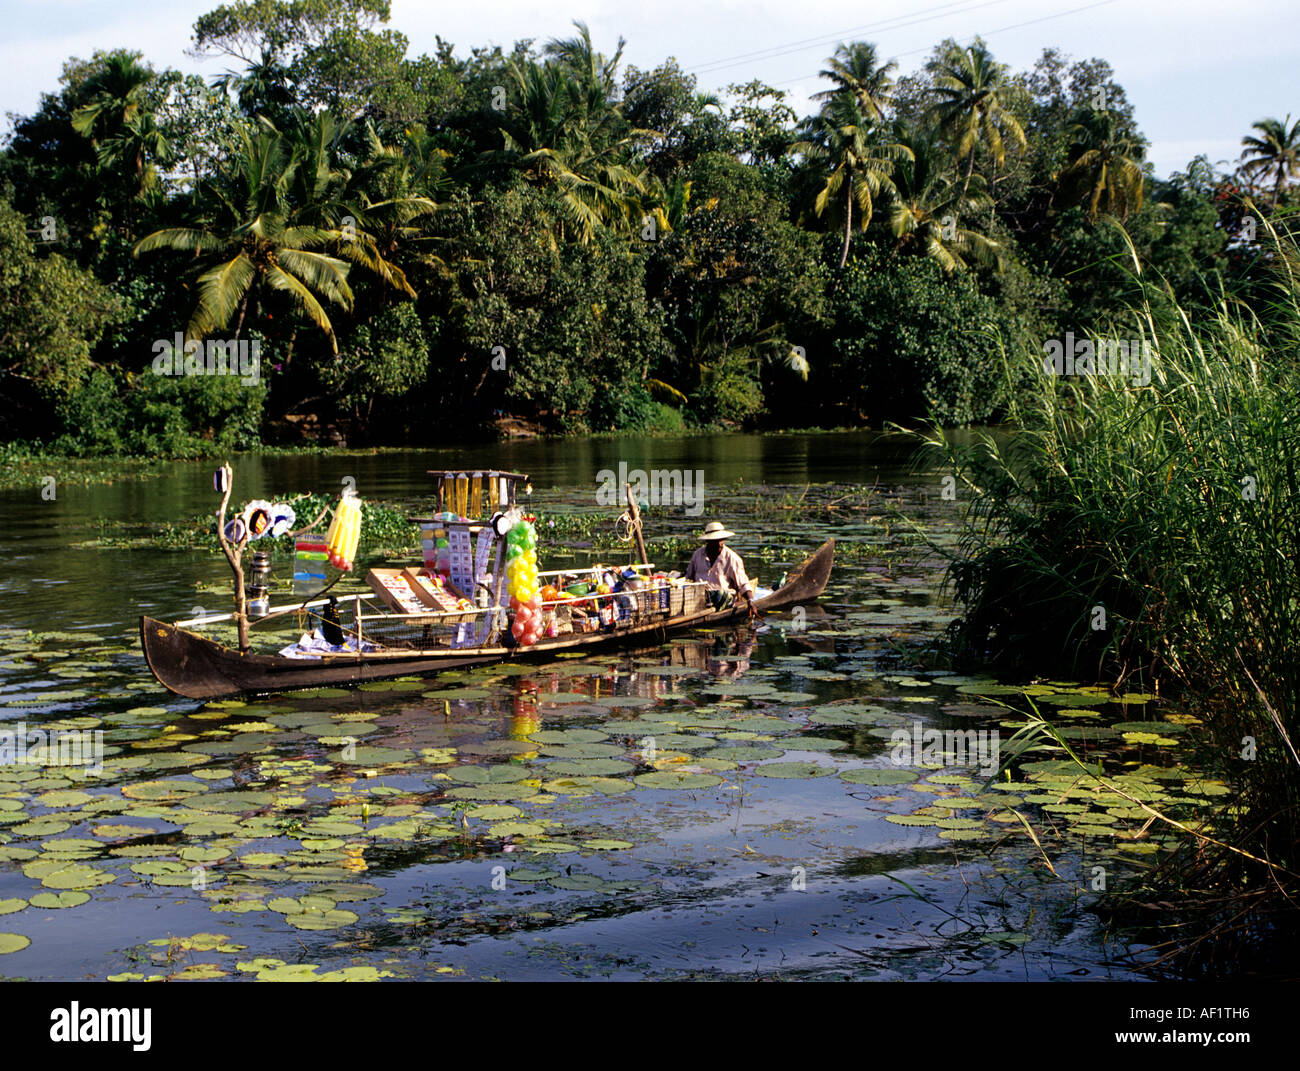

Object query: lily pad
[840,768,918,786]
[633,770,723,790]
[30,891,91,909]
[753,762,832,779]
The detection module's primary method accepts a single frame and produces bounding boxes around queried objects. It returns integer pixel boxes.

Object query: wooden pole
[625,482,649,568]
[214,462,251,652]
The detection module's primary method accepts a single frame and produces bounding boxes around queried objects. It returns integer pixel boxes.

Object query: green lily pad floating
[268,894,337,914]
[538,742,627,759]
[35,789,94,808]
[14,819,71,837]
[548,873,607,891]
[840,768,918,786]
[121,779,208,801]
[465,805,523,821]
[529,729,609,745]
[39,863,115,890]
[705,745,783,763]
[311,882,383,902]
[1041,693,1110,706]
[787,737,847,752]
[358,680,425,692]
[131,861,186,877]
[534,692,590,704]
[522,839,580,855]
[332,745,415,765]
[30,891,90,909]
[885,814,941,826]
[148,932,246,953]
[423,688,492,701]
[754,761,832,779]
[507,867,559,882]
[981,931,1031,945]
[287,908,360,930]
[1111,721,1187,734]
[582,838,634,850]
[42,838,105,854]
[292,688,351,699]
[489,821,547,838]
[700,682,775,697]
[541,777,635,796]
[634,770,723,790]
[313,723,376,741]
[937,828,991,841]
[445,764,532,785]
[0,899,27,915]
[0,933,30,954]
[444,783,539,801]
[545,759,635,778]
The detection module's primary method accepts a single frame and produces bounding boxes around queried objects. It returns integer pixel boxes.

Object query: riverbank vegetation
[927,218,1300,974]
[2,1,1294,454]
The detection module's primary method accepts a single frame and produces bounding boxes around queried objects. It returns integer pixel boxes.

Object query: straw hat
[697,521,736,542]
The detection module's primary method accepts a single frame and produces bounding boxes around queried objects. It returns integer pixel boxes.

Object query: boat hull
[141,539,834,699]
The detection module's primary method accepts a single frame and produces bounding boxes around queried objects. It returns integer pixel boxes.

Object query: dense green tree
[0,7,1287,452]
[0,198,126,428]
[828,248,1023,424]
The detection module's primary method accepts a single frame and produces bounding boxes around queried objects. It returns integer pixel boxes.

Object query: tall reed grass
[925,215,1300,967]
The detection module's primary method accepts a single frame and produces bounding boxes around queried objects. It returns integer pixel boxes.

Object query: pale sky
[2,0,1297,179]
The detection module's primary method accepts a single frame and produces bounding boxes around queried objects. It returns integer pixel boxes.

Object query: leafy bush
[53,364,267,458]
[830,249,1029,425]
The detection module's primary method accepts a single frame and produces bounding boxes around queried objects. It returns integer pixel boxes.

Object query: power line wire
[686,0,1013,76]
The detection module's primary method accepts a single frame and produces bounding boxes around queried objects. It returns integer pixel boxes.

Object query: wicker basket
[668,581,709,617]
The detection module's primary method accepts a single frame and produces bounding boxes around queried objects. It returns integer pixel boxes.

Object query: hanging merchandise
[325,489,363,571]
[268,503,297,537]
[504,515,541,646]
[244,499,273,540]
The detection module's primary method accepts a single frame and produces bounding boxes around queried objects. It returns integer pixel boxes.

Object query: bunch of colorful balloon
[505,516,542,646]
[325,490,362,571]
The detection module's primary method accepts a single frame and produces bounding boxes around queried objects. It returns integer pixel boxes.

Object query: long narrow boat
[141,539,834,700]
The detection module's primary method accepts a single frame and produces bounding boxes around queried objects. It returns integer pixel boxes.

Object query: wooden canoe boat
[141,539,834,700]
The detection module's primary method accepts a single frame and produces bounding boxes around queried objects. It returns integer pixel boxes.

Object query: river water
[0,431,1203,980]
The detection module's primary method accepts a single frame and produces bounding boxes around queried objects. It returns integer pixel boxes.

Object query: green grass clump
[925,216,1300,962]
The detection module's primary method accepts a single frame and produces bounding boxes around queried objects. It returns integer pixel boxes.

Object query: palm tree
[1056,107,1146,221]
[495,55,654,243]
[339,123,448,285]
[133,118,357,349]
[542,20,624,99]
[812,42,897,123]
[889,128,1002,272]
[927,40,1026,197]
[794,94,912,269]
[71,52,169,202]
[1239,115,1300,210]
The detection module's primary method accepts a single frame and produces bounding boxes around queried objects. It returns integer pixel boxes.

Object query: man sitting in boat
[686,521,756,616]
